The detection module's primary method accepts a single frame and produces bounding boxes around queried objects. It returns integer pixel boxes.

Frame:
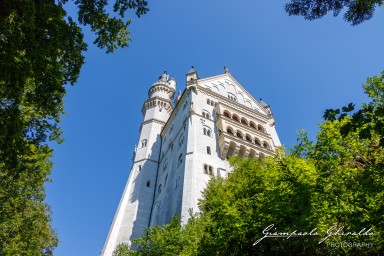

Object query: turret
[148,71,176,100]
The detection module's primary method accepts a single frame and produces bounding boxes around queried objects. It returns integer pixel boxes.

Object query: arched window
[137,165,142,172]
[223,110,231,118]
[254,138,261,146]
[258,125,265,132]
[236,131,243,139]
[245,134,252,143]
[226,127,234,135]
[207,146,211,155]
[206,98,210,104]
[179,135,184,147]
[241,118,248,125]
[263,141,269,149]
[202,110,210,119]
[178,154,183,166]
[141,139,147,148]
[250,121,257,129]
[228,93,237,102]
[163,159,168,172]
[203,126,212,137]
[204,164,214,176]
[232,114,240,122]
[146,180,150,187]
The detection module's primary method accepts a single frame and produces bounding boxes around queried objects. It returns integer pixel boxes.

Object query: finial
[224,66,230,73]
[187,66,196,74]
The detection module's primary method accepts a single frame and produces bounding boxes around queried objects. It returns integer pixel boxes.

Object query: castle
[101,67,281,255]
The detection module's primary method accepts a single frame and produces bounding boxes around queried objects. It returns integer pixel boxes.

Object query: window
[228,93,237,102]
[207,98,215,106]
[203,127,212,137]
[250,121,257,129]
[258,125,265,133]
[217,168,227,178]
[146,180,151,187]
[223,110,231,118]
[202,110,210,119]
[207,146,211,155]
[178,154,183,166]
[232,114,240,122]
[141,139,147,148]
[226,127,234,135]
[163,159,168,172]
[183,115,188,124]
[137,165,142,172]
[179,135,184,147]
[263,141,269,149]
[204,164,214,176]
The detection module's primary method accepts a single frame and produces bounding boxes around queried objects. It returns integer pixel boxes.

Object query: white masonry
[101,67,281,255]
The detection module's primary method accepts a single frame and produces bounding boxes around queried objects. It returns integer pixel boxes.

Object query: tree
[284,0,384,25]
[113,215,205,256]
[0,0,148,254]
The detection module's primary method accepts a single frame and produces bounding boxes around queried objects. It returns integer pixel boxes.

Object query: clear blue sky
[45,1,384,255]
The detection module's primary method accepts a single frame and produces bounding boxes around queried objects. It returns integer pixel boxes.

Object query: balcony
[214,103,275,159]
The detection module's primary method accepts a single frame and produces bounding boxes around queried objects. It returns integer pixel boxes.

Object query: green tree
[284,0,384,25]
[0,0,148,254]
[113,215,205,256]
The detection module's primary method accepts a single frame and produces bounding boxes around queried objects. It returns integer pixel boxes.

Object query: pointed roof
[187,66,196,74]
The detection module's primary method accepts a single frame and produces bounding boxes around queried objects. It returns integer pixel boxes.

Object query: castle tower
[101,72,176,256]
[101,67,281,255]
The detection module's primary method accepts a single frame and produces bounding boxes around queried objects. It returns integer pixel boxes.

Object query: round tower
[101,71,176,255]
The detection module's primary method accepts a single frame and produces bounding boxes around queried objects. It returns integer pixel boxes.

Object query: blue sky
[46,1,384,255]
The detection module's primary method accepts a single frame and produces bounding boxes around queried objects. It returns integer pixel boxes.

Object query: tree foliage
[116,74,384,255]
[113,215,205,256]
[1,0,148,254]
[284,0,384,25]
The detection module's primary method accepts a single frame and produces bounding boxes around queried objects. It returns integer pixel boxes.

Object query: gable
[198,73,267,115]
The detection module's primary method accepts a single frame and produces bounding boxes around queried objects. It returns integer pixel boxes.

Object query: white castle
[101,67,281,255]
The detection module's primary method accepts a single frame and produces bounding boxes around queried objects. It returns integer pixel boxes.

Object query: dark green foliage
[323,72,384,146]
[285,0,384,25]
[1,0,148,254]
